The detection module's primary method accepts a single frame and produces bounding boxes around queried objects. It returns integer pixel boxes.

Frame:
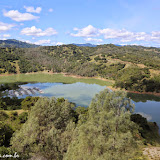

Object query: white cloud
[99,28,134,39]
[71,25,99,37]
[71,25,160,43]
[23,40,32,44]
[34,39,51,45]
[21,26,57,37]
[0,22,14,32]
[3,10,39,22]
[19,39,33,44]
[99,28,151,43]
[0,38,7,40]
[49,8,53,12]
[3,34,11,38]
[56,42,63,45]
[71,25,151,43]
[0,34,11,40]
[34,40,64,46]
[152,31,160,37]
[24,6,42,14]
[85,37,103,42]
[150,31,160,42]
[33,40,64,46]
[73,27,79,31]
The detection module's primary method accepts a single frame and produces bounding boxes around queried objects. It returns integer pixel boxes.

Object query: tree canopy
[64,90,140,160]
[10,90,145,160]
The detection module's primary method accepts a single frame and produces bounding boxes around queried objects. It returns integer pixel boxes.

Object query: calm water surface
[128,93,160,127]
[19,82,106,107]
[3,82,160,128]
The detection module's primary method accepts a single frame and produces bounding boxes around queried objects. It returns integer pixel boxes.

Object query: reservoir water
[2,82,160,129]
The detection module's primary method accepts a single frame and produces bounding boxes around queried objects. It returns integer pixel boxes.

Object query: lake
[128,92,160,128]
[1,75,160,130]
[2,82,160,128]
[2,82,106,107]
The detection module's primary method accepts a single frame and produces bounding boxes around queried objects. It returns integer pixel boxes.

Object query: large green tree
[11,97,76,160]
[64,90,140,160]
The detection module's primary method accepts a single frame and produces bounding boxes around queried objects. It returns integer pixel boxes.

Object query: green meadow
[0,73,113,86]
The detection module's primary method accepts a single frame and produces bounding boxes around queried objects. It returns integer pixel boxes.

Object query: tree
[0,99,7,110]
[64,90,140,160]
[0,122,14,147]
[21,97,39,110]
[10,111,18,121]
[18,112,28,123]
[131,114,160,145]
[0,111,9,121]
[11,97,76,160]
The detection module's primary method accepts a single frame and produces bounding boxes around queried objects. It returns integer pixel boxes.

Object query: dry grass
[150,69,160,77]
[4,109,27,115]
[143,147,160,160]
[137,63,147,68]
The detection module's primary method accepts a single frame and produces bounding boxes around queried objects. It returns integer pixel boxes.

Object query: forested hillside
[0,39,39,48]
[0,44,160,93]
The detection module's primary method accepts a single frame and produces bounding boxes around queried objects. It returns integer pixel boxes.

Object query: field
[0,73,113,86]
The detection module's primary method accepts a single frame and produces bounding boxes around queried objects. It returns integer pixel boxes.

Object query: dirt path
[143,147,160,160]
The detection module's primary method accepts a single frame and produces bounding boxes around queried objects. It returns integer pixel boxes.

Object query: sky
[0,0,160,46]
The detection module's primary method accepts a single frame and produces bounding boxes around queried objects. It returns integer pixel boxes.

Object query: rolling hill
[0,39,40,48]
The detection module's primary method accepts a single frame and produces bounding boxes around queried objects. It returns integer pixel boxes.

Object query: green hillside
[0,43,160,93]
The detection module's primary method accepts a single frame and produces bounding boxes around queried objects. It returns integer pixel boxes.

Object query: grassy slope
[0,73,113,86]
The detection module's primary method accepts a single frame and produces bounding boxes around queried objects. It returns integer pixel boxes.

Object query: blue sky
[0,0,160,46]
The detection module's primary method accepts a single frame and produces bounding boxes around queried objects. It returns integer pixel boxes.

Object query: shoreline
[107,86,160,97]
[0,71,160,97]
[127,90,160,97]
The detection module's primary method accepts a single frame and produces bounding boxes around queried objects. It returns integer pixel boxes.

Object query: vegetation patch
[0,73,113,86]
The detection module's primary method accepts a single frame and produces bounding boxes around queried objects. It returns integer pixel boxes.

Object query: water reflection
[127,92,160,102]
[1,82,160,129]
[136,112,152,121]
[41,82,106,106]
[2,82,106,107]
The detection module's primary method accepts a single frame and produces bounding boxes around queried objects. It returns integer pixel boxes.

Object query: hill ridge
[0,39,40,48]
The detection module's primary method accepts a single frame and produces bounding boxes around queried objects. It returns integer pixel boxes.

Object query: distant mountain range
[0,39,39,48]
[72,43,97,47]
[72,43,123,47]
[0,39,154,49]
[0,40,98,48]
